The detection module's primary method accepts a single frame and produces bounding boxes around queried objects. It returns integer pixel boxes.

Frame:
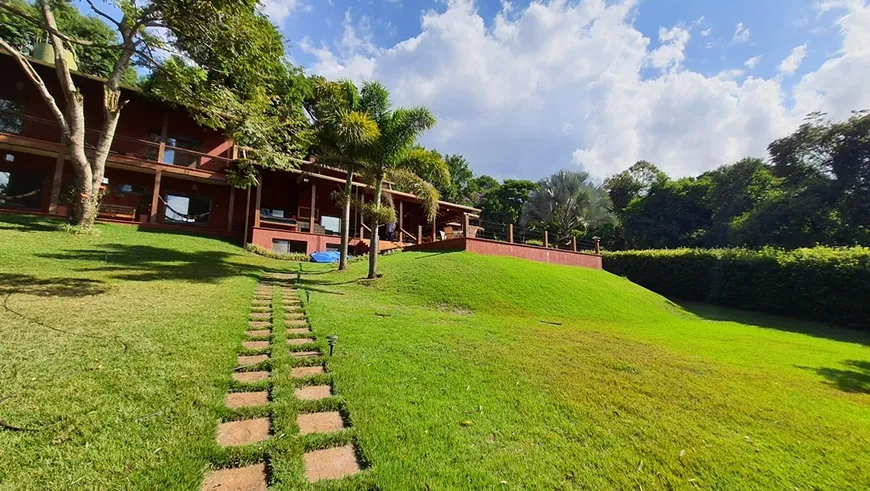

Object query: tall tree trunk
[338,168,354,271]
[367,175,383,279]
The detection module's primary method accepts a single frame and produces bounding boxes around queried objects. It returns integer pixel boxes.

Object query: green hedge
[603,247,870,327]
[245,243,310,262]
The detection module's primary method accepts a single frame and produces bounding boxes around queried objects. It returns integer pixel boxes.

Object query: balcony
[0,110,234,173]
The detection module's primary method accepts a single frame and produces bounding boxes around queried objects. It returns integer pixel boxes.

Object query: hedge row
[245,243,310,262]
[602,247,870,328]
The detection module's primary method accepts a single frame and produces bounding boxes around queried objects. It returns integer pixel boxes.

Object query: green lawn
[1,215,869,490]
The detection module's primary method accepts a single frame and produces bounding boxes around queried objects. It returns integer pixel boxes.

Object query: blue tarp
[310,251,341,263]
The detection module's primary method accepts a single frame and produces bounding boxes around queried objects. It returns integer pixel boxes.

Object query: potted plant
[137,192,151,224]
[56,184,76,218]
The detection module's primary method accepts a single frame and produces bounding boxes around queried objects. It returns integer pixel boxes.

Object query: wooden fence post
[571,236,577,252]
[593,236,601,255]
[543,231,548,248]
[508,224,514,243]
[418,225,423,245]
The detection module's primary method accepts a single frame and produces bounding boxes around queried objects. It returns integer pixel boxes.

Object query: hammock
[0,188,40,201]
[158,195,211,221]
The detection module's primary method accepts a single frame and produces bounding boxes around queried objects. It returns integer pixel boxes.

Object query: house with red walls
[0,52,478,255]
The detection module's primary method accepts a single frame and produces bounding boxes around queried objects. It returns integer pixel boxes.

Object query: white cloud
[647,26,690,72]
[262,0,303,23]
[700,28,712,37]
[295,0,870,180]
[731,22,751,44]
[778,44,808,75]
[745,55,762,69]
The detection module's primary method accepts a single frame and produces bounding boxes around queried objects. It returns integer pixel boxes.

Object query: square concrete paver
[285,312,305,319]
[287,337,315,346]
[297,411,344,435]
[216,418,270,446]
[295,385,331,400]
[291,351,320,359]
[287,328,311,335]
[243,341,269,350]
[248,321,272,329]
[226,392,269,408]
[246,329,271,338]
[201,463,267,491]
[292,365,324,378]
[238,354,269,366]
[232,371,270,383]
[251,299,270,305]
[249,312,271,320]
[303,445,361,482]
[285,319,308,328]
[250,306,271,312]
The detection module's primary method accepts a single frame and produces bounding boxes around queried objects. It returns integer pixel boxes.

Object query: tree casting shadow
[37,244,261,283]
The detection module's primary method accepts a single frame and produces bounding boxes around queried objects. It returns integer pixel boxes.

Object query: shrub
[603,247,870,328]
[245,243,310,262]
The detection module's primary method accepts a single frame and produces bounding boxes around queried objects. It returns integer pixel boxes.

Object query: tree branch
[85,0,121,28]
[0,37,69,136]
[0,2,123,50]
[37,0,77,104]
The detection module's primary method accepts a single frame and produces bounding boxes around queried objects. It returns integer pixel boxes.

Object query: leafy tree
[621,176,713,249]
[604,160,668,216]
[477,179,537,226]
[520,170,615,243]
[304,78,379,270]
[0,0,302,228]
[0,0,137,84]
[472,175,500,203]
[358,82,447,279]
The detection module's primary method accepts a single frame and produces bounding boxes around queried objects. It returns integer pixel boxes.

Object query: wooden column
[593,236,601,255]
[48,152,64,214]
[359,194,365,238]
[431,215,437,242]
[571,236,577,252]
[508,224,514,243]
[227,187,235,232]
[462,213,469,238]
[417,225,423,245]
[157,112,169,163]
[543,231,548,248]
[253,178,262,228]
[149,169,162,224]
[309,182,316,233]
[243,186,251,244]
[398,199,404,232]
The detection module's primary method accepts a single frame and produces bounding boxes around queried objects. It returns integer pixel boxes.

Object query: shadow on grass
[135,225,241,247]
[0,273,106,297]
[800,361,870,394]
[0,214,65,233]
[38,244,261,283]
[677,300,870,347]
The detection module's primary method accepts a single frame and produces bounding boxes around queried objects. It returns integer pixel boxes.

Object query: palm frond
[386,168,440,222]
[337,110,380,145]
[360,81,391,120]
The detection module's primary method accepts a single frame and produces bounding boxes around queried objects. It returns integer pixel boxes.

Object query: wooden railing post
[543,231,548,248]
[48,152,64,214]
[508,224,514,243]
[572,236,577,252]
[593,236,601,255]
[417,225,423,245]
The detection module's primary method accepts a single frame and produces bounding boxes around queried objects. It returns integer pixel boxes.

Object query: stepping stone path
[279,284,361,482]
[202,276,361,489]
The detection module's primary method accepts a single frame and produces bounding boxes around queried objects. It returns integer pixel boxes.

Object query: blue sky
[74,0,870,180]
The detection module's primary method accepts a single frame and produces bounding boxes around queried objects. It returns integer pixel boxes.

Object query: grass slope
[0,215,294,489]
[302,251,870,490]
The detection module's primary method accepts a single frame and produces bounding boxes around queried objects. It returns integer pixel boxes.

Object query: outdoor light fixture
[327,335,338,356]
[4,153,13,162]
[306,290,311,303]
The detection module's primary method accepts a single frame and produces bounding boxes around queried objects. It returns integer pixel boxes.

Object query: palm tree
[521,170,615,243]
[358,82,447,279]
[305,78,380,270]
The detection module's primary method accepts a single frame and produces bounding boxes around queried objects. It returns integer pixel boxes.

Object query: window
[163,194,211,225]
[321,216,341,235]
[272,239,307,253]
[164,136,202,166]
[114,184,146,195]
[0,170,43,210]
[0,99,24,135]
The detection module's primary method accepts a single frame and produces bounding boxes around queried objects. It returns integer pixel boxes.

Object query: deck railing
[0,110,234,173]
[468,216,600,254]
